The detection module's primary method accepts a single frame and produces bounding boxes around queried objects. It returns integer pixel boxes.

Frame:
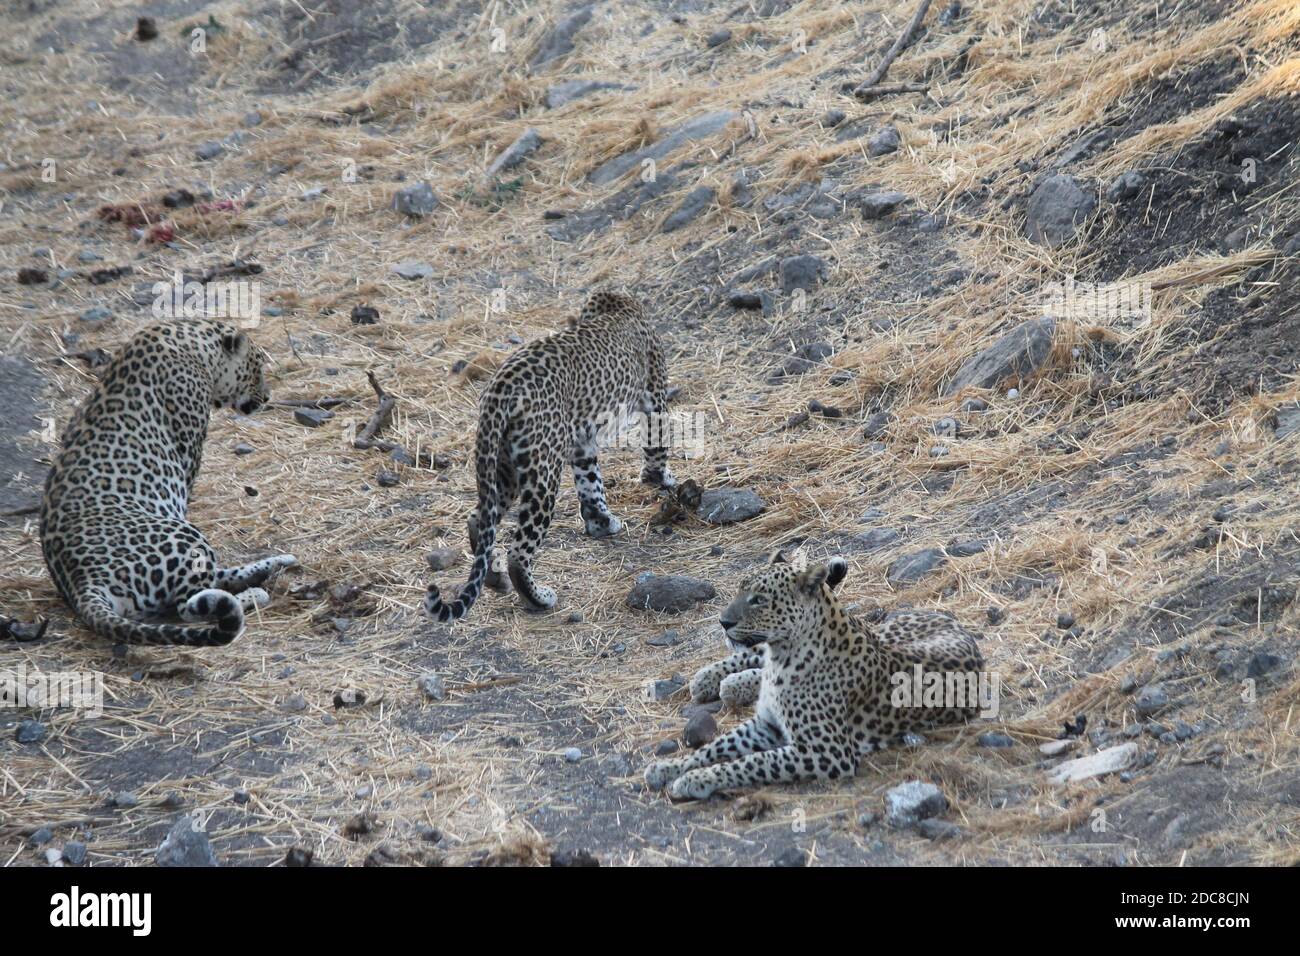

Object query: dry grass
[1,0,1298,865]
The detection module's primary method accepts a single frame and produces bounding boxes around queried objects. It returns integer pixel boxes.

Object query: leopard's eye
[748,593,768,607]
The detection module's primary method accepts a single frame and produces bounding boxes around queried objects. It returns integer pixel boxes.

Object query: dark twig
[353,371,396,450]
[853,0,933,98]
[853,82,931,103]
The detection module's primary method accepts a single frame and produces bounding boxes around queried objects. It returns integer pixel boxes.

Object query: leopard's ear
[788,547,808,573]
[797,557,847,596]
[767,548,787,565]
[221,330,248,355]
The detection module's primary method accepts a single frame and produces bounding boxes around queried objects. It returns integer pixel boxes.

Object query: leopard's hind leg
[571,422,622,538]
[507,433,563,611]
[212,554,297,593]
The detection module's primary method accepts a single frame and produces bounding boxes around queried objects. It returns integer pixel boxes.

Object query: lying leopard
[40,320,296,646]
[425,290,675,621]
[645,551,984,800]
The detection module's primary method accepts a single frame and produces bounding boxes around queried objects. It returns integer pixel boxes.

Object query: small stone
[155,814,218,867]
[696,488,765,524]
[886,548,946,586]
[112,791,139,809]
[195,141,224,161]
[1134,683,1169,717]
[706,28,732,47]
[486,128,544,178]
[376,469,400,488]
[627,574,716,614]
[62,841,87,866]
[1039,739,1076,756]
[15,720,45,744]
[863,412,891,440]
[779,254,828,294]
[135,16,159,41]
[933,416,959,437]
[285,847,314,867]
[425,548,460,571]
[567,611,584,623]
[662,186,716,233]
[1047,742,1138,784]
[856,189,909,219]
[232,788,251,804]
[728,290,768,310]
[683,711,717,748]
[333,688,367,709]
[942,317,1056,396]
[300,187,326,200]
[867,125,901,157]
[242,110,262,127]
[79,306,112,324]
[1025,173,1096,247]
[646,629,680,647]
[857,811,880,828]
[564,747,583,763]
[986,606,1005,625]
[281,693,308,713]
[350,304,380,325]
[417,673,446,702]
[1105,171,1145,203]
[772,847,807,867]
[29,827,54,847]
[417,823,443,843]
[1247,652,1282,679]
[650,676,686,700]
[391,182,438,217]
[977,732,1015,748]
[233,442,255,456]
[294,408,333,428]
[821,109,846,128]
[654,739,679,756]
[1056,612,1075,629]
[551,848,600,867]
[885,781,948,827]
[917,819,962,841]
[961,397,989,412]
[391,261,434,280]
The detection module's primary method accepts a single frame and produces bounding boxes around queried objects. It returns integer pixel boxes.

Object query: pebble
[885,781,948,827]
[918,819,962,841]
[294,408,333,428]
[112,791,139,809]
[654,739,679,756]
[376,469,400,488]
[1056,612,1075,629]
[392,182,438,217]
[195,141,224,160]
[391,261,434,280]
[1134,683,1169,717]
[79,306,112,324]
[62,841,87,865]
[15,719,45,744]
[867,125,901,157]
[563,747,583,763]
[29,827,54,847]
[772,847,807,867]
[683,711,717,748]
[646,629,680,647]
[706,28,732,47]
[696,488,765,524]
[155,814,218,867]
[649,675,686,700]
[977,732,1015,748]
[425,548,460,571]
[281,693,308,713]
[626,573,716,614]
[233,442,255,456]
[417,673,446,701]
[350,304,380,325]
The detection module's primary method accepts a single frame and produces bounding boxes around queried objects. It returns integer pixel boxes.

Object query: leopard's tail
[424,399,506,623]
[75,586,244,647]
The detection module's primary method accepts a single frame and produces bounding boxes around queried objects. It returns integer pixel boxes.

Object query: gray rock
[706,28,732,47]
[425,548,460,572]
[662,186,715,232]
[854,527,900,551]
[646,629,680,647]
[917,818,962,840]
[77,249,102,262]
[1247,652,1283,679]
[683,711,717,747]
[531,6,595,67]
[933,416,959,437]
[15,719,45,744]
[727,290,770,311]
[1274,402,1300,440]
[112,791,140,809]
[62,841,87,865]
[941,316,1056,396]
[886,548,947,586]
[281,693,308,713]
[544,79,634,109]
[773,847,807,867]
[821,109,846,128]
[654,739,679,756]
[866,125,901,157]
[885,781,948,827]
[486,128,543,178]
[233,442,255,456]
[945,539,987,557]
[417,673,446,702]
[155,814,218,867]
[79,306,112,324]
[1048,742,1137,784]
[294,408,333,428]
[628,574,716,613]
[391,261,434,280]
[376,469,400,488]
[29,827,54,846]
[779,254,828,293]
[776,341,834,377]
[392,182,438,217]
[977,732,1015,748]
[242,110,262,127]
[650,675,686,700]
[863,411,891,439]
[195,140,223,161]
[697,488,765,525]
[1025,173,1096,247]
[564,747,583,763]
[1134,683,1169,717]
[588,111,737,186]
[856,189,909,220]
[1105,170,1145,203]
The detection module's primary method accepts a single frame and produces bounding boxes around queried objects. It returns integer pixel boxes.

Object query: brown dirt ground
[1,0,1298,866]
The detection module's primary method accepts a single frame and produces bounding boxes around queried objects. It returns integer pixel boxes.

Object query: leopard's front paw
[644,759,686,790]
[641,466,677,491]
[689,663,725,703]
[668,768,720,801]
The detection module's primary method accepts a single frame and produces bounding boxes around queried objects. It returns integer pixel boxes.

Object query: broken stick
[853,0,933,99]
[353,370,396,450]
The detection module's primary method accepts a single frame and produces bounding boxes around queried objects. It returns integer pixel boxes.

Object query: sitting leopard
[645,550,984,800]
[40,320,296,646]
[425,290,675,621]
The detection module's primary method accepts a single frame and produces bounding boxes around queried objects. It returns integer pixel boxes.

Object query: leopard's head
[212,327,270,415]
[719,549,848,650]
